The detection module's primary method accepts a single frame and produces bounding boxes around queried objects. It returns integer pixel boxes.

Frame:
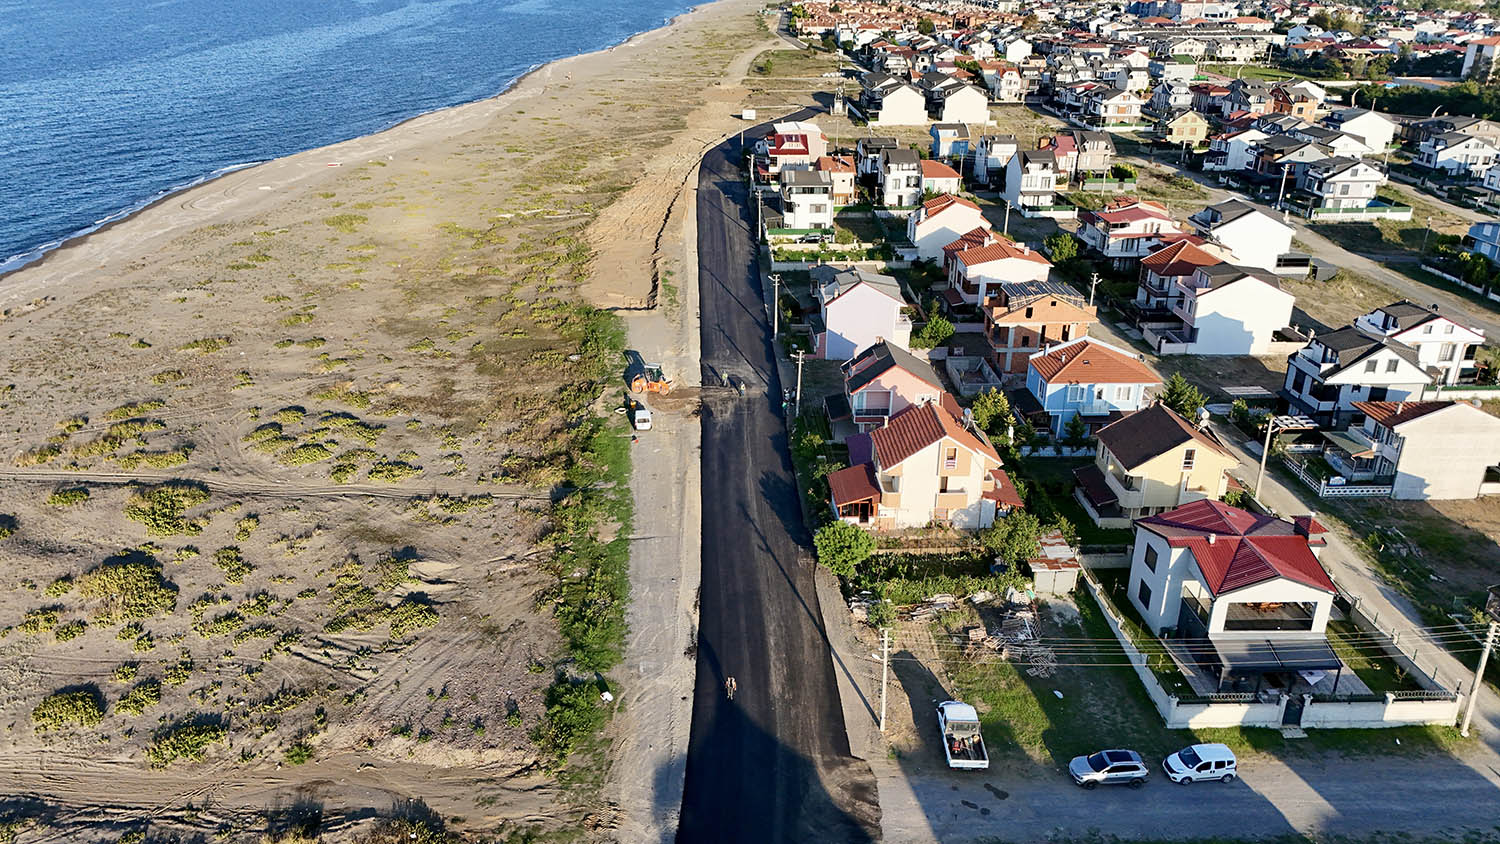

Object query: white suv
[1163,743,1237,784]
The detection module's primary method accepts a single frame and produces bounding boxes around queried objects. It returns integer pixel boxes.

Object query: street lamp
[1276,163,1292,212]
[1254,414,1317,500]
[1458,584,1500,737]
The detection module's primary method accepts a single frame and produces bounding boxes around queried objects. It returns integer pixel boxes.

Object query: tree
[1021,13,1039,30]
[1161,373,1207,420]
[970,388,1014,437]
[917,17,935,34]
[814,521,875,577]
[1062,413,1089,447]
[981,510,1044,567]
[910,300,954,349]
[1044,231,1078,263]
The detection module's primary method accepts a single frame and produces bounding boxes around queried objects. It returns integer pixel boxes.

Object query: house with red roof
[761,120,829,177]
[1133,239,1228,317]
[907,194,990,261]
[1077,198,1191,268]
[1024,336,1160,436]
[1320,400,1500,500]
[1127,500,1348,694]
[826,399,1021,530]
[945,238,1053,309]
[920,159,962,196]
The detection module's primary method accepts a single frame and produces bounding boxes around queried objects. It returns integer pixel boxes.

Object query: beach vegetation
[15,445,63,467]
[212,547,254,585]
[116,446,194,469]
[105,400,165,421]
[367,460,420,482]
[234,515,259,540]
[57,415,88,433]
[323,214,368,234]
[53,620,87,641]
[44,575,74,597]
[77,552,179,622]
[279,442,336,465]
[124,483,210,536]
[116,680,163,716]
[146,719,227,767]
[178,337,231,354]
[313,383,372,409]
[18,607,61,635]
[32,689,106,732]
[111,663,138,683]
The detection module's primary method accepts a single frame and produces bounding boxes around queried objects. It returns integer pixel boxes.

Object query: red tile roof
[921,160,961,179]
[829,463,881,506]
[942,227,995,257]
[1028,339,1159,386]
[870,402,999,468]
[921,193,980,216]
[1135,500,1336,597]
[985,468,1025,508]
[1140,240,1223,277]
[956,240,1051,267]
[1352,400,1452,428]
[816,154,855,173]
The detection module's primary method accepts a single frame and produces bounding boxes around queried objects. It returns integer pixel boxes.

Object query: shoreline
[0,1,710,289]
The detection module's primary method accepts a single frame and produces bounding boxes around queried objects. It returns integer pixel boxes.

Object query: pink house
[836,341,944,432]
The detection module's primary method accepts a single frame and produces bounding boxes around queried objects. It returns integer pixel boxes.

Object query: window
[1423,324,1433,334]
[1364,359,1377,373]
[939,476,950,493]
[1440,343,1456,362]
[1445,324,1454,334]
[1025,306,1034,318]
[1136,578,1153,610]
[810,203,827,213]
[1182,448,1196,471]
[944,447,958,469]
[1115,385,1132,401]
[1144,544,1159,572]
[1386,358,1399,373]
[1067,385,1085,401]
[1021,336,1032,347]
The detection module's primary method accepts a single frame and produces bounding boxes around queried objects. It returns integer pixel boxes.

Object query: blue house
[1024,337,1163,437]
[930,123,971,160]
[1467,220,1500,264]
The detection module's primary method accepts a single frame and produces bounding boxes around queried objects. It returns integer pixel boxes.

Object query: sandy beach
[0,0,775,840]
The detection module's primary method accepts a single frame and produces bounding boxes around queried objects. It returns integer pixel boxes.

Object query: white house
[946,238,1053,306]
[1346,401,1500,500]
[921,159,963,196]
[1152,263,1296,356]
[1078,199,1188,268]
[762,120,828,175]
[908,194,990,261]
[778,169,834,230]
[972,134,1019,187]
[1282,327,1433,427]
[1025,337,1161,436]
[880,148,924,207]
[811,266,912,360]
[1187,199,1293,272]
[861,72,929,126]
[934,81,992,124]
[1204,127,1268,173]
[1416,132,1500,178]
[1321,107,1396,152]
[1127,500,1336,646]
[1297,157,1386,212]
[1353,301,1485,386]
[1004,149,1065,217]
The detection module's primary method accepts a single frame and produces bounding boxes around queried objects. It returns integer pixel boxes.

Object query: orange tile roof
[921,160,961,179]
[1351,400,1453,428]
[956,240,1052,267]
[921,193,980,215]
[816,154,856,173]
[1140,240,1223,277]
[870,402,999,468]
[1028,339,1159,385]
[942,227,995,256]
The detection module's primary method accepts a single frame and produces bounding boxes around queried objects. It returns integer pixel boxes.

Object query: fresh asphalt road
[676,118,880,842]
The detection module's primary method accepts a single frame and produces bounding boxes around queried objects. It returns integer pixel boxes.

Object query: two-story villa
[836,340,943,430]
[1078,198,1189,268]
[1024,337,1160,436]
[1004,150,1066,218]
[1073,402,1238,527]
[811,266,912,361]
[1187,198,1294,272]
[985,281,1098,374]
[1281,327,1432,427]
[1148,263,1294,356]
[778,169,834,231]
[1325,400,1500,500]
[946,238,1053,308]
[880,148,924,207]
[1133,240,1227,317]
[1352,301,1485,386]
[908,194,991,261]
[1296,157,1386,212]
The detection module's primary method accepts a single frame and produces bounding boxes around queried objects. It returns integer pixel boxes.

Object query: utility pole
[1003,197,1012,235]
[772,273,782,337]
[1089,272,1100,307]
[1421,215,1434,255]
[879,626,891,733]
[793,350,806,416]
[1459,585,1500,738]
[1276,163,1291,211]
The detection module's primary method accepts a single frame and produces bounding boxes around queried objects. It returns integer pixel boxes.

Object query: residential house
[1126,500,1337,682]
[1249,135,1331,184]
[861,72,929,126]
[935,80,992,124]
[811,266,913,361]
[1003,149,1064,216]
[1467,220,1500,263]
[921,159,963,196]
[1227,79,1275,115]
[815,155,857,206]
[946,238,1053,307]
[1462,35,1500,81]
[826,399,1017,530]
[1148,57,1197,83]
[1073,403,1237,527]
[1150,263,1296,356]
[855,137,898,177]
[985,280,1098,374]
[908,194,990,261]
[1084,87,1146,127]
[837,340,942,429]
[1353,301,1485,386]
[1204,127,1268,172]
[1340,401,1500,499]
[777,169,834,231]
[1023,337,1160,436]
[1270,85,1320,121]
[1281,327,1432,427]
[1296,157,1386,212]
[1051,130,1116,181]
[1321,107,1396,152]
[988,65,1026,103]
[1078,198,1188,268]
[972,134,1019,187]
[1147,80,1194,117]
[763,121,828,176]
[1187,199,1294,272]
[1191,82,1232,118]
[1405,116,1500,149]
[1133,239,1226,315]
[930,123,971,159]
[880,148,924,207]
[1159,110,1211,146]
[1416,132,1499,178]
[1213,38,1263,64]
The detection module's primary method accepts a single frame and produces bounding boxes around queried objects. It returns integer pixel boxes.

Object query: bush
[1161,373,1207,420]
[53,620,87,642]
[77,554,179,622]
[124,483,210,536]
[814,521,876,578]
[533,680,608,768]
[146,720,228,767]
[212,547,255,585]
[116,680,162,716]
[0,515,15,540]
[1044,231,1079,263]
[18,606,60,635]
[43,575,74,597]
[367,460,421,483]
[46,488,90,507]
[32,689,105,731]
[283,742,315,765]
[969,388,1013,439]
[980,510,1044,567]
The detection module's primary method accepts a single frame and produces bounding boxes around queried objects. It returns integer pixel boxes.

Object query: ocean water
[0,0,693,272]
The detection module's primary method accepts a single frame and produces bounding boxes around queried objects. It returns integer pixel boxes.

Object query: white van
[1162,743,1237,784]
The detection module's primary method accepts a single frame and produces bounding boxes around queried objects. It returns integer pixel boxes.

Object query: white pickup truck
[937,701,989,770]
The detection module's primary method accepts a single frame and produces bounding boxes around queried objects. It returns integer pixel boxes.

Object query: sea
[0,0,695,273]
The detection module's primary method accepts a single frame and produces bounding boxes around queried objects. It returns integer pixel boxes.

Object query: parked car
[796,232,831,243]
[1162,743,1237,784]
[1069,749,1149,789]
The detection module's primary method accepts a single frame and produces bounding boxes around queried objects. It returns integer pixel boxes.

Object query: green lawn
[1199,63,1303,82]
[1008,456,1133,548]
[1326,619,1425,695]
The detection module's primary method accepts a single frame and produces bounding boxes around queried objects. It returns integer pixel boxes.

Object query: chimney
[1208,533,1217,545]
[1396,401,1404,414]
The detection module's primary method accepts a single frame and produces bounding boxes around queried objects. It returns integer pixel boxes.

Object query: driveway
[676,115,880,842]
